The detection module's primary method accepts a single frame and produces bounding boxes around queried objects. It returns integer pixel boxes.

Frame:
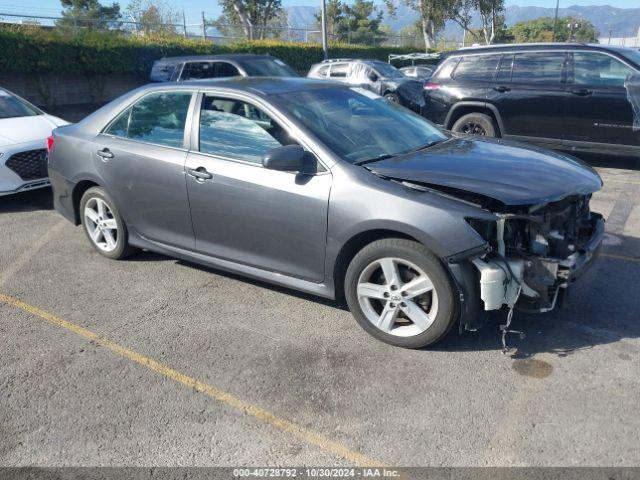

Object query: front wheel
[344,239,458,348]
[80,186,136,260]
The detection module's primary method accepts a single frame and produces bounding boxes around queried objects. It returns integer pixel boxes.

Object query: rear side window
[511,52,565,84]
[104,92,192,148]
[329,64,349,78]
[452,54,500,81]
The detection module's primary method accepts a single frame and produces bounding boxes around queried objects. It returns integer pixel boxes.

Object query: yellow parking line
[602,252,640,264]
[0,293,384,468]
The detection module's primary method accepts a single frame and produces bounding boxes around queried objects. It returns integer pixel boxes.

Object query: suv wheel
[451,113,497,137]
[345,239,457,348]
[80,187,136,260]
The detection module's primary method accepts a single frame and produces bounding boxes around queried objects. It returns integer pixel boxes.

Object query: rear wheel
[451,112,497,137]
[80,187,135,260]
[345,239,458,348]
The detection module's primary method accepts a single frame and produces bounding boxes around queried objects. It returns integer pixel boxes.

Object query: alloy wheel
[356,257,439,337]
[83,197,118,252]
[459,122,487,136]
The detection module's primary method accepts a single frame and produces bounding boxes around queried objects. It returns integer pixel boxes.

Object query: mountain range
[285,4,640,40]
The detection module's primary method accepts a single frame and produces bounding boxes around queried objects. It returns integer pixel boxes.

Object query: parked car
[48,78,603,348]
[0,88,68,196]
[423,43,640,158]
[150,54,299,82]
[400,65,434,79]
[307,59,425,112]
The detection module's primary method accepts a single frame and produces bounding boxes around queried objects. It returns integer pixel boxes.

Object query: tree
[217,0,284,40]
[57,0,121,29]
[125,0,180,35]
[507,16,598,43]
[386,0,450,51]
[447,0,505,45]
[314,0,385,44]
[477,0,505,44]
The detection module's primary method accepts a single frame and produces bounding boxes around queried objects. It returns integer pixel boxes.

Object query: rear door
[488,51,568,145]
[450,52,501,104]
[184,92,332,282]
[96,90,196,249]
[564,51,639,151]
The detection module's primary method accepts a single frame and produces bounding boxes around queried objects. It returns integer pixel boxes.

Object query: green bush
[0,26,422,76]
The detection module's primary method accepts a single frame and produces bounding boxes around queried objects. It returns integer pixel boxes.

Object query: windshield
[369,62,404,79]
[240,58,299,77]
[275,87,447,164]
[0,89,42,119]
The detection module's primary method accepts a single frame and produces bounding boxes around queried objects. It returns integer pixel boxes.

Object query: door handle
[96,148,114,159]
[493,85,511,93]
[570,89,593,96]
[187,167,213,181]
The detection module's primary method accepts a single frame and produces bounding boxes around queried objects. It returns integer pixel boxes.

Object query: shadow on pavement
[0,188,53,213]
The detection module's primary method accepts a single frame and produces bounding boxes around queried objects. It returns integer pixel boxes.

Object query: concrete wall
[0,72,145,109]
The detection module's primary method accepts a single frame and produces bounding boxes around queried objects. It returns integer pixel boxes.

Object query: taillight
[46,135,55,154]
[423,81,440,91]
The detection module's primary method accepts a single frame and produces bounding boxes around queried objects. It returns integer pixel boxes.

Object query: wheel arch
[331,228,422,302]
[445,102,505,136]
[71,179,101,225]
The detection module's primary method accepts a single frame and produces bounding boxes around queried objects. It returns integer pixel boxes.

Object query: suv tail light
[46,135,55,154]
[423,81,440,91]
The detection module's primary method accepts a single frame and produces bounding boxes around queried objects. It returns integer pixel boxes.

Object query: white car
[0,88,68,196]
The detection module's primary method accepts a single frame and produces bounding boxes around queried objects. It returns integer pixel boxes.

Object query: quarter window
[198,96,293,163]
[104,91,192,148]
[511,52,565,84]
[572,52,635,87]
[452,54,500,81]
[329,64,349,78]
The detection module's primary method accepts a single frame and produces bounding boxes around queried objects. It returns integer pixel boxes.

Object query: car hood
[0,114,68,148]
[365,136,603,207]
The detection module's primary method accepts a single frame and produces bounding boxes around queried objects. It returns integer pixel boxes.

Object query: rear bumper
[48,168,77,224]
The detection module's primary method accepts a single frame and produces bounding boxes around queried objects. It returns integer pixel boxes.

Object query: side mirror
[262,145,310,172]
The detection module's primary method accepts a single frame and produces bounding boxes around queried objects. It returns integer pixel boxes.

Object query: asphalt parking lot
[1,157,639,467]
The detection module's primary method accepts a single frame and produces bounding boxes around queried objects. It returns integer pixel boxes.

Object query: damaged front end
[439,190,605,349]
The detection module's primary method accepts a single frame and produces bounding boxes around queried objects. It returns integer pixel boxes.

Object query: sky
[0,0,637,25]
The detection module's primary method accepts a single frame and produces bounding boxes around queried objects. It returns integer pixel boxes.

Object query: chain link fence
[0,11,463,50]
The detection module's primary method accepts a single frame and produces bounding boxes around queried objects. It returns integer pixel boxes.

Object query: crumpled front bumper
[556,213,605,286]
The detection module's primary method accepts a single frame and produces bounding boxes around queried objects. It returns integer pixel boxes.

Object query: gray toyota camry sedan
[48,78,604,348]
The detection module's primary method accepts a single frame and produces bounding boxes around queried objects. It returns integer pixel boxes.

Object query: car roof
[448,42,638,57]
[141,77,342,95]
[154,54,274,64]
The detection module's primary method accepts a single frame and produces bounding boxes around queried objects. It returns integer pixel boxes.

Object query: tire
[344,238,458,349]
[451,112,497,137]
[384,93,400,104]
[79,186,136,260]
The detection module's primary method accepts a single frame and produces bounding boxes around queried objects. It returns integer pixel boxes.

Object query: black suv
[423,43,640,158]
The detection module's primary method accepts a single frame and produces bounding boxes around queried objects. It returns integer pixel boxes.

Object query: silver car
[48,78,604,348]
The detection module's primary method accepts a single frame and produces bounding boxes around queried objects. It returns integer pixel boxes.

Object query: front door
[564,51,639,151]
[489,51,568,145]
[184,94,332,282]
[97,90,196,249]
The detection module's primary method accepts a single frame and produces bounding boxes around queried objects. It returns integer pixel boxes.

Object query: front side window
[104,91,192,148]
[0,89,42,119]
[275,86,447,164]
[198,96,293,163]
[511,52,565,84]
[572,52,635,87]
[453,54,500,81]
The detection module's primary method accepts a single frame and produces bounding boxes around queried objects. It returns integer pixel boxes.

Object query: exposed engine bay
[467,193,604,314]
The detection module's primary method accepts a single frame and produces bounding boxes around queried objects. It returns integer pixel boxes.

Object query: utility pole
[320,0,328,60]
[552,0,560,42]
[183,10,187,38]
[202,11,206,40]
